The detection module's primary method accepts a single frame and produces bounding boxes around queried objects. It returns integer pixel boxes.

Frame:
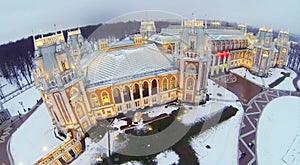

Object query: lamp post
[19,101,26,112]
[107,119,114,157]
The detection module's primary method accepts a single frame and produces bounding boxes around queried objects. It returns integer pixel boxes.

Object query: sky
[0,0,299,44]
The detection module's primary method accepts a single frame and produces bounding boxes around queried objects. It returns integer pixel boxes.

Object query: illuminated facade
[32,19,289,164]
[33,20,211,139]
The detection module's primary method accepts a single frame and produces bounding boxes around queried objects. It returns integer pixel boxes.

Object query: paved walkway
[0,99,42,165]
[238,89,300,165]
[213,71,300,165]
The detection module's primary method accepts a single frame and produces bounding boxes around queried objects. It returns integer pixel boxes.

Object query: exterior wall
[210,39,249,76]
[85,72,179,120]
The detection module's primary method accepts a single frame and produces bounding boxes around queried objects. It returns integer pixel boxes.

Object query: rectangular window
[126,103,131,109]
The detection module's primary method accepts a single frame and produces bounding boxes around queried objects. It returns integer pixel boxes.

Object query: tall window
[91,94,100,108]
[187,78,194,90]
[133,84,140,100]
[123,86,131,102]
[170,77,176,89]
[76,104,84,119]
[162,78,168,91]
[152,79,158,95]
[102,92,110,105]
[190,41,195,49]
[113,88,122,104]
[142,81,149,97]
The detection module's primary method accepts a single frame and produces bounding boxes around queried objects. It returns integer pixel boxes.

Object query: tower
[177,19,211,104]
[251,27,275,77]
[33,28,96,138]
[139,21,156,40]
[273,30,290,68]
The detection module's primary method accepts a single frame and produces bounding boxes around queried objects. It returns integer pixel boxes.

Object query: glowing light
[176,116,181,121]
[18,163,24,165]
[217,50,230,58]
[147,126,153,131]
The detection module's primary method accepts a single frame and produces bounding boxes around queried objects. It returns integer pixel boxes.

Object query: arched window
[76,104,84,119]
[123,86,131,102]
[162,78,168,91]
[69,87,79,100]
[102,92,110,105]
[170,76,176,89]
[91,94,100,108]
[113,88,122,104]
[133,84,140,100]
[142,81,149,97]
[152,79,158,95]
[187,78,194,90]
[186,64,197,74]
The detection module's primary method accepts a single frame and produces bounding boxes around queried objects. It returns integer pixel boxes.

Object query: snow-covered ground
[180,79,242,126]
[10,103,62,165]
[154,150,180,165]
[3,86,41,117]
[186,79,243,165]
[257,96,300,165]
[0,76,32,97]
[231,67,297,91]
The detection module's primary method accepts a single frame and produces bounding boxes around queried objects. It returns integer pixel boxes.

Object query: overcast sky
[0,0,299,44]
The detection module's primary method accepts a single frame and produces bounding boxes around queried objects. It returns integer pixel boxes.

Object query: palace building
[32,19,289,164]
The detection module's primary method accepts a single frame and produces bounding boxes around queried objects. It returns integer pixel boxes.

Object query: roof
[85,44,176,88]
[148,34,178,44]
[206,29,248,41]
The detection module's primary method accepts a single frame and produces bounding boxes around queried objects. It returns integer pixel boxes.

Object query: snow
[230,67,297,91]
[73,78,244,164]
[180,79,242,126]
[190,106,243,165]
[0,76,31,97]
[71,131,129,165]
[154,150,180,165]
[9,103,62,165]
[256,96,300,165]
[121,161,143,165]
[187,79,244,165]
[3,86,41,117]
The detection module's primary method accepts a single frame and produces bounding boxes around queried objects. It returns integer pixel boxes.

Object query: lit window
[76,105,84,119]
[163,79,168,91]
[102,92,110,105]
[187,78,194,90]
[171,77,176,89]
[91,94,100,108]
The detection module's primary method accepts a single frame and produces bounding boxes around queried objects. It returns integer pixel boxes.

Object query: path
[212,72,300,165]
[0,99,43,165]
[238,89,300,165]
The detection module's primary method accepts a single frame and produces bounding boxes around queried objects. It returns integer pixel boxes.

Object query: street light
[107,119,114,157]
[18,101,26,112]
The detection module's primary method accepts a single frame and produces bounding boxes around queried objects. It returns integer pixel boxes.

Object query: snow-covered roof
[85,44,176,88]
[148,34,178,44]
[206,29,247,41]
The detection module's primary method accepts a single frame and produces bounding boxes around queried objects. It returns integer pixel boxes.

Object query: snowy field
[10,103,62,165]
[231,67,297,91]
[3,86,41,117]
[257,96,300,165]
